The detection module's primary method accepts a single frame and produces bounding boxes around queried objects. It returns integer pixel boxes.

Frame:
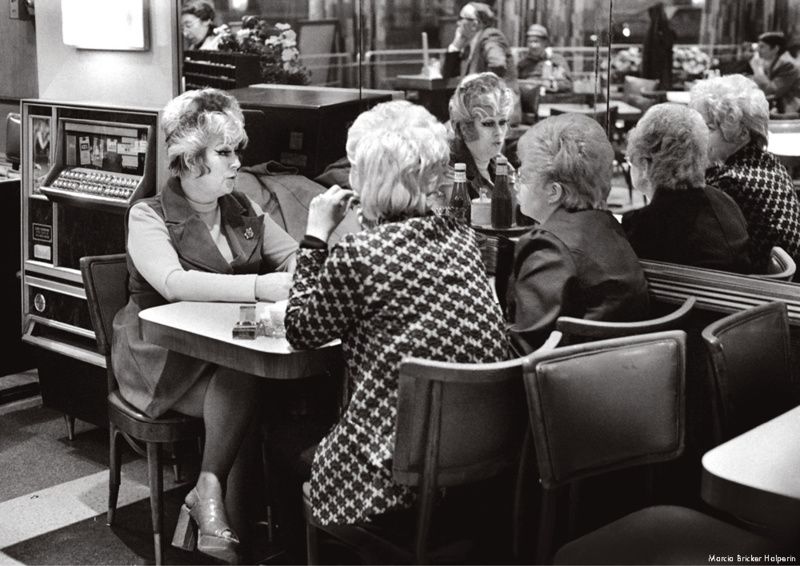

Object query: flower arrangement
[672,46,711,78]
[601,47,642,82]
[217,16,309,85]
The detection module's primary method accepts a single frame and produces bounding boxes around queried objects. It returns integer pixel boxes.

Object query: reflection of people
[508,114,649,354]
[641,2,675,88]
[285,100,508,526]
[690,74,800,272]
[448,72,514,199]
[442,2,517,88]
[182,0,221,50]
[748,31,800,114]
[112,89,298,562]
[517,24,573,92]
[622,103,751,274]
[721,41,757,76]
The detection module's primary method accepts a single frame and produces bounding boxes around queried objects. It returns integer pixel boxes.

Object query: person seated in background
[442,3,518,90]
[622,103,751,274]
[721,41,757,76]
[689,74,800,273]
[448,72,515,199]
[112,88,298,563]
[516,24,573,93]
[181,0,221,50]
[284,100,508,527]
[748,31,800,114]
[507,113,649,354]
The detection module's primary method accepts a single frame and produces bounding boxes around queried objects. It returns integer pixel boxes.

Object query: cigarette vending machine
[20,99,164,433]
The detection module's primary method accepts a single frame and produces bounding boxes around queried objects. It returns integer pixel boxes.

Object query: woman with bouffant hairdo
[112,88,297,563]
[448,72,515,199]
[284,100,508,526]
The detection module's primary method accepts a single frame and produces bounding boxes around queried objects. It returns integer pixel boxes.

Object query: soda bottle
[449,163,471,224]
[491,157,513,229]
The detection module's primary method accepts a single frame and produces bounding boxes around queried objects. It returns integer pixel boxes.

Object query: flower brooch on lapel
[244,227,255,240]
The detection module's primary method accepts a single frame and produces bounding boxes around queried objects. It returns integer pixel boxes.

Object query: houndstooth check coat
[285,214,509,526]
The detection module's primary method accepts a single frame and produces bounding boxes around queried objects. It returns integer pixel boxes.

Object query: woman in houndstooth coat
[284,101,509,526]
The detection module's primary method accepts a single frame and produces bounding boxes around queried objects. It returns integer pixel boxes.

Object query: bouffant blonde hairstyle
[627,103,708,191]
[518,113,613,210]
[161,88,247,177]
[689,74,770,149]
[448,72,514,143]
[347,101,449,222]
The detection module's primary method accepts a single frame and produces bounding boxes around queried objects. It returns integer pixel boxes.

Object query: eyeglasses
[458,16,478,23]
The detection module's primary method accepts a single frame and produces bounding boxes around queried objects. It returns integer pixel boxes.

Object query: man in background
[517,24,572,92]
[749,31,800,114]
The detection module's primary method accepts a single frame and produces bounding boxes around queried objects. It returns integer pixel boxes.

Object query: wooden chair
[523,331,777,564]
[80,254,203,565]
[555,296,696,345]
[303,332,562,565]
[702,302,799,446]
[754,246,796,281]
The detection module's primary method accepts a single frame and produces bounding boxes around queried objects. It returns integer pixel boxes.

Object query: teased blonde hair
[348,102,449,222]
[449,72,514,142]
[162,88,247,177]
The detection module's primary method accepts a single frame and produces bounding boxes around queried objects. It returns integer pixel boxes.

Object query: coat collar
[161,177,263,274]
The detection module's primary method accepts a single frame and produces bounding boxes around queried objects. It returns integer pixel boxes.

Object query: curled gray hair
[689,74,769,149]
[518,113,613,210]
[627,103,708,191]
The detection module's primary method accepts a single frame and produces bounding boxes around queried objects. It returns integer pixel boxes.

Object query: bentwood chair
[754,246,796,281]
[80,254,203,565]
[303,332,562,565]
[555,296,696,345]
[523,331,777,564]
[702,302,799,446]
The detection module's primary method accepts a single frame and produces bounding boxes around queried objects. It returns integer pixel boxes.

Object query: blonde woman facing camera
[507,113,649,354]
[112,88,297,563]
[284,100,508,526]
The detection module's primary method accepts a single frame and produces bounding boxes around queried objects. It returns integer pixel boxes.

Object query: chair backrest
[5,112,21,169]
[701,302,797,443]
[240,109,269,167]
[519,82,541,125]
[758,246,796,281]
[79,254,129,357]
[555,296,695,344]
[393,331,561,561]
[523,330,686,490]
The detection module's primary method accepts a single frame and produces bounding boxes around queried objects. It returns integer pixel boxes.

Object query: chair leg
[147,442,165,566]
[536,488,558,565]
[64,414,76,441]
[108,423,123,526]
[305,521,320,565]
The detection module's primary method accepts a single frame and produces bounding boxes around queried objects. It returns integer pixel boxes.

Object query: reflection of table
[701,405,800,536]
[139,302,339,380]
[538,101,642,122]
[394,75,461,122]
[665,91,690,104]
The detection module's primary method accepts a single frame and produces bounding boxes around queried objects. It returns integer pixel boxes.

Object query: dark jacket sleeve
[507,231,578,355]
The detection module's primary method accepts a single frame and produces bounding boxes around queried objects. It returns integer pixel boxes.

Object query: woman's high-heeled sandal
[171,488,239,563]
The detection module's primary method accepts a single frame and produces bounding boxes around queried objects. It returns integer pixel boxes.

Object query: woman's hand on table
[306,185,358,243]
[256,272,293,302]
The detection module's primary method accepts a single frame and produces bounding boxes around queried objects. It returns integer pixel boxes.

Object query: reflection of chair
[80,254,203,566]
[555,296,695,345]
[304,332,562,565]
[702,302,799,445]
[296,19,339,85]
[754,246,796,281]
[523,331,776,564]
[4,112,21,170]
[519,83,541,125]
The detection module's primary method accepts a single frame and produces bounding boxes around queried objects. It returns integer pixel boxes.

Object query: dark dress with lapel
[622,184,752,274]
[111,178,272,418]
[507,207,649,354]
